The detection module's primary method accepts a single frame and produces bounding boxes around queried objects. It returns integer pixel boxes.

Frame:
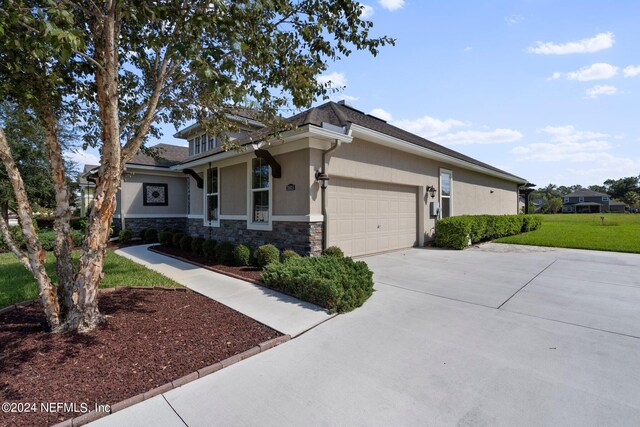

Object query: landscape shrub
[191,237,205,255]
[202,239,217,259]
[171,232,185,248]
[70,217,88,231]
[119,228,133,244]
[215,241,235,264]
[233,244,252,266]
[255,244,280,268]
[143,228,158,243]
[158,230,173,246]
[139,228,149,239]
[280,249,301,263]
[321,246,344,258]
[179,235,193,252]
[0,226,25,251]
[261,256,374,313]
[71,230,84,247]
[434,214,543,249]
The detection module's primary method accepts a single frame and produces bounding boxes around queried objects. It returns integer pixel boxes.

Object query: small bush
[37,230,56,251]
[233,244,252,266]
[71,230,84,247]
[215,241,235,264]
[143,228,158,243]
[255,244,280,268]
[281,249,301,263]
[119,228,133,244]
[179,235,193,252]
[191,237,205,255]
[70,217,88,231]
[322,246,344,258]
[138,227,149,239]
[202,239,217,259]
[158,230,173,246]
[434,214,542,249]
[0,226,25,251]
[261,256,374,313]
[171,232,185,248]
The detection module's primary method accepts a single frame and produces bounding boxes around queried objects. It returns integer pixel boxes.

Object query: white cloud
[437,129,523,145]
[505,15,523,25]
[64,150,100,168]
[337,94,359,102]
[360,4,374,19]
[585,85,618,99]
[378,0,404,11]
[550,63,618,82]
[527,32,614,55]
[317,71,347,88]
[464,46,473,52]
[393,115,466,138]
[623,65,640,78]
[369,108,393,122]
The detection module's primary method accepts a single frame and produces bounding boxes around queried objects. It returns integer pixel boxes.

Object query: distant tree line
[527,176,640,214]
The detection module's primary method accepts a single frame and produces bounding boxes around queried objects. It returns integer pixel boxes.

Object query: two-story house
[561,189,626,213]
[81,101,530,256]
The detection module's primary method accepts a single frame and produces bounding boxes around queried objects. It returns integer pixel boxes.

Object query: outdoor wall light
[315,170,330,189]
[426,185,437,199]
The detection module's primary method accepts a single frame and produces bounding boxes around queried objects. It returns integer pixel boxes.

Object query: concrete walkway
[115,245,335,337]
[94,244,640,426]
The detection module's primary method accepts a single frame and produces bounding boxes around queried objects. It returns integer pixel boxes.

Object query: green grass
[0,250,181,309]
[495,214,640,254]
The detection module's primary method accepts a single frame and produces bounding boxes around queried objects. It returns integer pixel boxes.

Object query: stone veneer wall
[112,217,187,236]
[186,219,323,256]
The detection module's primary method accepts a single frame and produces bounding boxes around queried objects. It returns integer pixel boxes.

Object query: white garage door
[327,177,417,256]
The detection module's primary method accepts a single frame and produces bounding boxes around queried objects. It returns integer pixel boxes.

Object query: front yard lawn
[0,250,181,308]
[495,214,640,254]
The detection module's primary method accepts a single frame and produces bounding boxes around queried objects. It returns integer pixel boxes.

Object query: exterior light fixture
[426,185,437,199]
[315,170,330,189]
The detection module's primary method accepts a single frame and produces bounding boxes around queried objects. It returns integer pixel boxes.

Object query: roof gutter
[349,123,528,185]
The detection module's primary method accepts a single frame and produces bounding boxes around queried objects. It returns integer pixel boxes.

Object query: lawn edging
[148,245,264,286]
[51,332,291,427]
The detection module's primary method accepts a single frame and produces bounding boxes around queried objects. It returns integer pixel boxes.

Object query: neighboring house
[81,101,529,256]
[561,189,626,213]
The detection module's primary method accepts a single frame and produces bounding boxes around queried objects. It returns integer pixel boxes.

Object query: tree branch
[0,214,31,273]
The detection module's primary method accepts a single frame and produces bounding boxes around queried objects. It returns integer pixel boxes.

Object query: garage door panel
[328,177,417,257]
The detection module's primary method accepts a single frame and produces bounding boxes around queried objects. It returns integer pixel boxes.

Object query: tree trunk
[62,2,120,332]
[40,104,75,314]
[0,127,61,330]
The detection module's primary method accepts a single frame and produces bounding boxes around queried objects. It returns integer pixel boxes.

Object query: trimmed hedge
[179,235,193,252]
[215,241,235,264]
[171,233,185,248]
[261,256,374,313]
[158,230,173,246]
[202,239,217,259]
[322,246,344,258]
[256,244,280,268]
[119,228,133,244]
[1,228,84,252]
[143,228,158,243]
[233,244,252,266]
[191,237,205,255]
[435,214,543,249]
[280,249,301,263]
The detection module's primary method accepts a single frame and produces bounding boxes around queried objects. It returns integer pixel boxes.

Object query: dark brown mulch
[0,288,280,427]
[154,245,264,283]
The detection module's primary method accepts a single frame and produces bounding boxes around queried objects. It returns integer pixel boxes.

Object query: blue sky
[70,0,640,187]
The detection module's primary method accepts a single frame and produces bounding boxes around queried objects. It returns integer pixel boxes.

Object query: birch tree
[0,0,393,332]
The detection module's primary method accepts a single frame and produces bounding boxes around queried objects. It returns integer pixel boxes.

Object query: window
[188,139,194,155]
[208,134,216,150]
[564,197,569,203]
[602,196,609,201]
[251,158,270,223]
[195,136,201,154]
[206,167,218,223]
[440,169,452,218]
[579,196,584,202]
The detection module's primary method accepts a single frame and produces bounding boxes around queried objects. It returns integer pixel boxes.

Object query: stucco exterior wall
[120,172,188,215]
[220,163,247,215]
[272,149,311,216]
[318,137,519,239]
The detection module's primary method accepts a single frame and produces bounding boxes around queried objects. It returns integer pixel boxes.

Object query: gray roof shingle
[128,143,189,167]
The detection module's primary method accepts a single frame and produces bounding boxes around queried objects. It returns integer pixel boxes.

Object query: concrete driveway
[93,243,640,426]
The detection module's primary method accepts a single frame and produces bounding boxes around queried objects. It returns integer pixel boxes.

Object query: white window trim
[247,158,272,231]
[579,196,584,202]
[602,196,609,201]
[564,197,569,203]
[439,168,453,219]
[204,167,220,227]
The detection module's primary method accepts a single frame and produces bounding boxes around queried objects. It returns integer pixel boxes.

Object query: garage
[327,177,418,256]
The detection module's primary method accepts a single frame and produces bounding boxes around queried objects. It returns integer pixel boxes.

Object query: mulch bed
[154,245,264,283]
[0,288,280,426]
